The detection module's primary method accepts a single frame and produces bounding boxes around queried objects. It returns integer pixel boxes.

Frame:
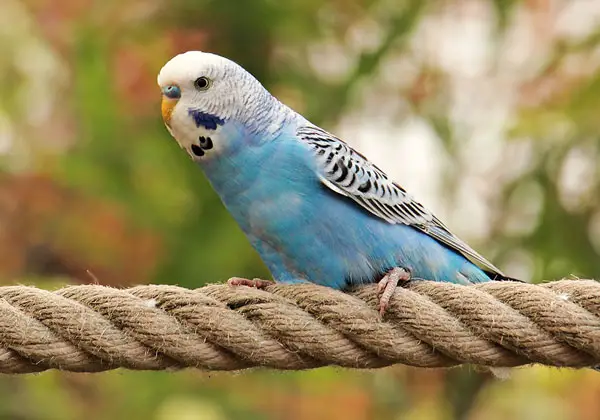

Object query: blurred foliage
[1,0,600,418]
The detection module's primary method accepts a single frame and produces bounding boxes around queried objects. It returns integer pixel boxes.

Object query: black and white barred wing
[296,125,504,276]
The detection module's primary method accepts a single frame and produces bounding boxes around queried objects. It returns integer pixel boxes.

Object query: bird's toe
[227,277,273,289]
[376,267,411,316]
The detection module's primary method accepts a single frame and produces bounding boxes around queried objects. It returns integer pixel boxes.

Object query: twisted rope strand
[0,280,597,373]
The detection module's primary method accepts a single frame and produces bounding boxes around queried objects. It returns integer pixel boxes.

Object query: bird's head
[157,51,291,161]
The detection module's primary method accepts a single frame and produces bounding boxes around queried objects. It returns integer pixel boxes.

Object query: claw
[377,267,411,316]
[227,277,273,289]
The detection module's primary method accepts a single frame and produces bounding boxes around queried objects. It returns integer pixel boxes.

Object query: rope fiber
[0,279,599,373]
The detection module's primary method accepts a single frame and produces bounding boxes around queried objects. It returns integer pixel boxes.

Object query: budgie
[158,51,515,315]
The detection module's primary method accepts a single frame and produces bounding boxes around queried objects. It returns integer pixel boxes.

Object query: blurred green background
[1,0,600,419]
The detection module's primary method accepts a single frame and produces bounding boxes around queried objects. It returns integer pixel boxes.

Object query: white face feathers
[157,51,295,159]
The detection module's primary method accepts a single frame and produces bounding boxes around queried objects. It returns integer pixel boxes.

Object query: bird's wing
[296,125,504,276]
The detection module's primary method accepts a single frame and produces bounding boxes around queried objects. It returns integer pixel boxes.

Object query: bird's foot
[376,267,411,316]
[227,277,273,289]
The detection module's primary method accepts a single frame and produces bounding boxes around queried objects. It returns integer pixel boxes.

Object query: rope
[0,279,598,373]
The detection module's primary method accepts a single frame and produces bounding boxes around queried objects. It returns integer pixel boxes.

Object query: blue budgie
[158,51,515,315]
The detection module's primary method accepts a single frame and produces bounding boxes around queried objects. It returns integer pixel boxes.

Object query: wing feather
[296,125,503,275]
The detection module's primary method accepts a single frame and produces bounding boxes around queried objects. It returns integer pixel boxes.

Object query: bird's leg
[227,277,273,289]
[376,267,411,316]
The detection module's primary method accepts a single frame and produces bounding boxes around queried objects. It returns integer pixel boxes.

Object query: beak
[160,85,181,126]
[161,97,177,127]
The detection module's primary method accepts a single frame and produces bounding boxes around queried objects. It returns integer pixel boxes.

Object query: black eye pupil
[195,77,210,90]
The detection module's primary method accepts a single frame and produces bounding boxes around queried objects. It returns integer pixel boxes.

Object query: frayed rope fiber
[0,280,599,373]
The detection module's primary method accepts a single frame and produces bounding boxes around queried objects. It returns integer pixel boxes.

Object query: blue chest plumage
[200,125,491,289]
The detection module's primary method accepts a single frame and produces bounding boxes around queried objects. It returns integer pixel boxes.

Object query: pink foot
[227,277,273,289]
[377,267,411,316]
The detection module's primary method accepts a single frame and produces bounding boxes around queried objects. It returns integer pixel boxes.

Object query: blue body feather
[200,123,491,289]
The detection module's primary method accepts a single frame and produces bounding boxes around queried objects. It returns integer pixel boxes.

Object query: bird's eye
[194,76,211,91]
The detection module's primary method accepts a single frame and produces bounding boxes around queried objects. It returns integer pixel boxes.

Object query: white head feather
[157,51,296,159]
